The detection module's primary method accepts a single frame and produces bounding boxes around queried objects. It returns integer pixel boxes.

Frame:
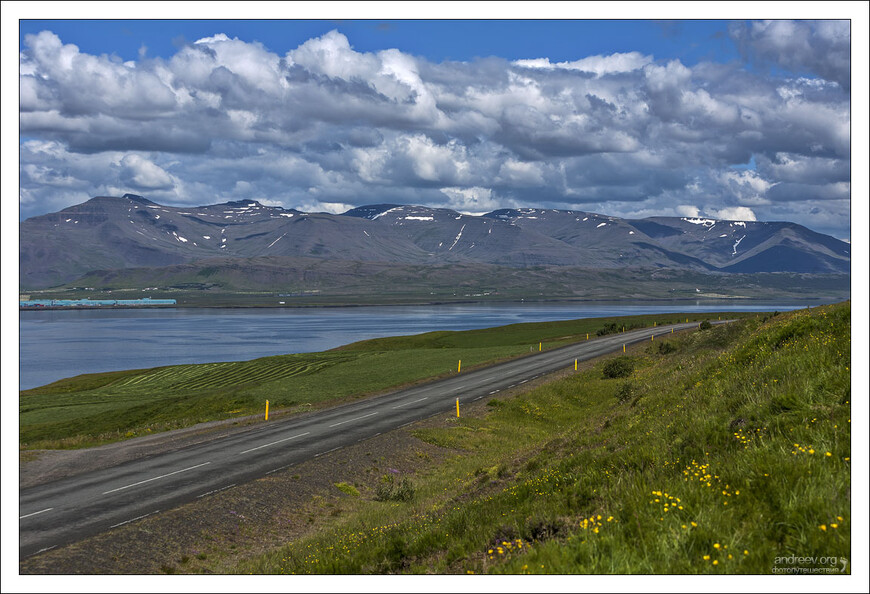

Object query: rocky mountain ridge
[19,195,850,289]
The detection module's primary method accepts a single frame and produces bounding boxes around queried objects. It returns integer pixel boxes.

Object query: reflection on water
[19,301,814,390]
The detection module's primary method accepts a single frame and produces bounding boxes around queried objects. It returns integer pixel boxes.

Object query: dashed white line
[314,447,341,458]
[196,484,237,498]
[110,510,160,529]
[329,412,377,428]
[392,397,428,409]
[239,432,310,455]
[519,380,528,384]
[35,545,57,554]
[489,390,500,394]
[20,508,54,520]
[102,462,212,495]
[265,466,289,475]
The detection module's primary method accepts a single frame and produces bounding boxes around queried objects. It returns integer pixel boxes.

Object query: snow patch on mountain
[448,224,466,250]
[683,217,717,227]
[373,207,402,220]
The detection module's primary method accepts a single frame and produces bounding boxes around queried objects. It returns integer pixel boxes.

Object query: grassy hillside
[235,302,851,574]
[20,311,749,449]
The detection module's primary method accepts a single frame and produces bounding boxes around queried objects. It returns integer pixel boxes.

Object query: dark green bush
[596,322,620,336]
[657,341,677,354]
[699,320,713,330]
[602,357,634,379]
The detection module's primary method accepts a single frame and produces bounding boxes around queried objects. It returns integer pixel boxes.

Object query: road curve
[19,321,721,557]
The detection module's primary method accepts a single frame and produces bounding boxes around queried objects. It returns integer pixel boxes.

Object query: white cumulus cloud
[15,22,851,240]
[120,155,175,190]
[709,206,758,221]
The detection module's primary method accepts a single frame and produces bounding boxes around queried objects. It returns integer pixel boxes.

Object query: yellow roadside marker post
[623,344,626,353]
[456,398,460,418]
[458,360,461,373]
[539,342,542,352]
[586,333,589,340]
[575,359,578,371]
[265,400,269,421]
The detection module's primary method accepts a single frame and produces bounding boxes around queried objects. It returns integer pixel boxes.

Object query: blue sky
[18,19,741,66]
[7,8,866,242]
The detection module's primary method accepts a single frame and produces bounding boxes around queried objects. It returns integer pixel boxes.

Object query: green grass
[235,302,851,574]
[20,311,752,449]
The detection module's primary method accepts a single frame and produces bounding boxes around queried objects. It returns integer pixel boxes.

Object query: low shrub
[374,475,415,502]
[657,341,677,355]
[602,357,634,379]
[615,381,636,403]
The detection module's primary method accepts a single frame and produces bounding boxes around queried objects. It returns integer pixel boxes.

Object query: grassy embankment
[20,311,751,450]
[233,302,850,574]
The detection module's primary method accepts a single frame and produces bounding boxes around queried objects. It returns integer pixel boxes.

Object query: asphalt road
[19,321,714,557]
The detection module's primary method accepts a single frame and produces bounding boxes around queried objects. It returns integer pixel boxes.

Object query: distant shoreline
[18,295,836,313]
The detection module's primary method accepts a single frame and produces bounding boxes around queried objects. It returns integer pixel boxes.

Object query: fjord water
[19,302,813,391]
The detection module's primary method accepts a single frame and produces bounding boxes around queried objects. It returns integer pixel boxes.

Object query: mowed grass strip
[19,311,755,450]
[237,302,850,575]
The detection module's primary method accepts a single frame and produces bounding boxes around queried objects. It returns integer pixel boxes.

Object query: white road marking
[265,466,289,475]
[329,412,377,428]
[449,385,466,392]
[35,545,57,554]
[489,390,500,394]
[239,432,310,454]
[102,462,212,495]
[314,447,341,458]
[519,380,528,384]
[110,510,160,529]
[392,397,428,409]
[196,484,237,498]
[19,508,54,520]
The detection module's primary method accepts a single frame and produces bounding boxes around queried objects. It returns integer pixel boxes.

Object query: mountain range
[19,194,850,291]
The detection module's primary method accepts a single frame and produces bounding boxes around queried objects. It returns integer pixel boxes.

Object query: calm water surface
[19,301,814,390]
